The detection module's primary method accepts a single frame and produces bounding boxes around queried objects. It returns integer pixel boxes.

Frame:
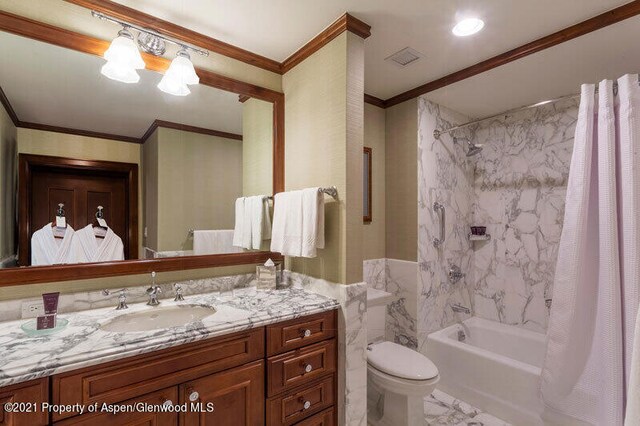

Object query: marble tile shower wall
[472,98,577,332]
[363,258,418,348]
[417,98,475,353]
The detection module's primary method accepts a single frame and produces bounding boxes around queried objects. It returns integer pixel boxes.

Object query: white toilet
[367,287,439,426]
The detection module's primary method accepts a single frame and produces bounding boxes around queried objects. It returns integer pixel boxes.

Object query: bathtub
[426,317,545,425]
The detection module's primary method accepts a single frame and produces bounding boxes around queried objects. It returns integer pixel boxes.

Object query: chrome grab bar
[433,202,445,247]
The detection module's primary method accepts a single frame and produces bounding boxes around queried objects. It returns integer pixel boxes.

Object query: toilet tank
[367,287,396,343]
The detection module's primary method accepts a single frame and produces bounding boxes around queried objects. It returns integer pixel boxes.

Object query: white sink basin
[101,304,216,332]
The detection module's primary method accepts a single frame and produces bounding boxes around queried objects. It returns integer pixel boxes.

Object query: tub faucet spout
[451,303,471,314]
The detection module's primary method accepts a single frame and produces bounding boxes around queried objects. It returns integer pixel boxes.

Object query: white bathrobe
[31,223,76,266]
[72,225,124,263]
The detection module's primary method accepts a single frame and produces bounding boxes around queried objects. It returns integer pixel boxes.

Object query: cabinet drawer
[267,339,336,397]
[54,387,177,425]
[267,310,337,356]
[295,408,334,426]
[0,378,48,426]
[267,375,335,426]
[52,328,263,421]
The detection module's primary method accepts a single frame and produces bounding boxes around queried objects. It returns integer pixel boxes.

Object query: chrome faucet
[451,303,471,314]
[102,288,128,310]
[147,272,161,306]
[174,283,185,301]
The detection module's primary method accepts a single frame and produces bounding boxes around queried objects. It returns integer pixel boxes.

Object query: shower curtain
[540,75,640,426]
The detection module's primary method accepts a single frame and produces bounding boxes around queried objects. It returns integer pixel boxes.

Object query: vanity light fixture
[158,49,200,96]
[452,18,485,37]
[92,10,208,95]
[101,28,145,83]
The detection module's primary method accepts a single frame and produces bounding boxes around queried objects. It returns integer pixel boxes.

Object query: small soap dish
[468,233,491,242]
[21,317,69,337]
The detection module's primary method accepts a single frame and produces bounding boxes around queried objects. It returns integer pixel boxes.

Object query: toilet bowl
[366,288,439,426]
[367,341,439,426]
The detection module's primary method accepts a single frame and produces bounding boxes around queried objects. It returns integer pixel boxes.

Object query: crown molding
[64,0,283,74]
[383,0,640,108]
[282,13,371,73]
[363,93,385,109]
[140,120,243,143]
[0,85,19,126]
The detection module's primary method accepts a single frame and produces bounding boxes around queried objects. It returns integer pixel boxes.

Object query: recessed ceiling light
[452,18,485,37]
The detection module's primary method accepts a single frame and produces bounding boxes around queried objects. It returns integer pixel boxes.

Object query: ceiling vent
[385,47,422,67]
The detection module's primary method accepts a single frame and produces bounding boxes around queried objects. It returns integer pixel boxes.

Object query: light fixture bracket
[137,31,166,56]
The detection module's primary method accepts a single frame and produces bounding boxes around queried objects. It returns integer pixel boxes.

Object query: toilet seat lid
[367,341,438,380]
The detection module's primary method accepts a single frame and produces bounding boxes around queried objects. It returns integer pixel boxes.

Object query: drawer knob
[304,363,313,373]
[189,390,200,402]
[303,400,311,410]
[162,399,173,409]
[301,329,312,338]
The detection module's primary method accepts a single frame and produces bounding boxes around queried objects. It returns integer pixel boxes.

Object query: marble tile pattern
[0,274,256,322]
[424,390,511,426]
[283,271,368,426]
[0,286,338,387]
[363,259,418,348]
[417,98,475,353]
[472,98,576,332]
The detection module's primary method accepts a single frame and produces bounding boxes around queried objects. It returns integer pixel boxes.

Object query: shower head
[453,137,483,157]
[466,142,483,157]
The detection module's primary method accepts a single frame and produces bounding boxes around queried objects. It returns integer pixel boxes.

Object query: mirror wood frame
[0,10,284,287]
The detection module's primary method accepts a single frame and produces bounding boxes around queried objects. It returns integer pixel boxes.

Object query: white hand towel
[301,187,325,257]
[262,197,272,241]
[249,196,265,250]
[625,307,640,425]
[270,190,303,256]
[232,197,245,248]
[241,197,253,250]
[194,230,240,255]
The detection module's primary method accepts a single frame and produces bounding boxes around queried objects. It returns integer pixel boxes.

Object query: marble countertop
[0,287,339,387]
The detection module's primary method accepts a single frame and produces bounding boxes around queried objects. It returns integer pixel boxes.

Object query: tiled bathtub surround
[472,98,576,332]
[417,98,475,352]
[363,258,418,348]
[283,271,368,426]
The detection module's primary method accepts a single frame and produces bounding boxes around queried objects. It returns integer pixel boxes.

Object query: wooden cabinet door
[0,379,48,426]
[54,387,177,426]
[180,361,264,426]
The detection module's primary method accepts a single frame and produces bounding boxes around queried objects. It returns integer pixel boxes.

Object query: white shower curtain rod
[433,75,640,139]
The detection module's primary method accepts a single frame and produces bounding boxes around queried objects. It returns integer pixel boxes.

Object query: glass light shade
[156,50,199,96]
[157,75,190,96]
[100,62,140,84]
[452,18,485,37]
[101,30,145,83]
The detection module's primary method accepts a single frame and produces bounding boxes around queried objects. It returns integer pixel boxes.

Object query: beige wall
[385,99,418,262]
[242,98,273,197]
[363,103,386,260]
[283,32,364,284]
[146,127,242,252]
[0,102,17,260]
[17,128,144,254]
[0,0,282,93]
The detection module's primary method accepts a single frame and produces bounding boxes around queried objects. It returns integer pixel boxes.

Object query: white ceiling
[0,31,243,138]
[109,0,635,116]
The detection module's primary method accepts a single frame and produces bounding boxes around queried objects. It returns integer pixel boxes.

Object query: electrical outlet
[21,299,44,319]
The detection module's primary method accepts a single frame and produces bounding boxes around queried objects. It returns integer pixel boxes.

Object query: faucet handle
[102,288,128,310]
[174,284,185,302]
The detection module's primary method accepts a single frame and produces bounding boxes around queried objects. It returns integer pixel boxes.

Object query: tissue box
[256,265,277,290]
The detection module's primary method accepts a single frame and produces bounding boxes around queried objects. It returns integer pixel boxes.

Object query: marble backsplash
[472,98,577,332]
[417,98,474,352]
[363,258,418,348]
[0,273,256,322]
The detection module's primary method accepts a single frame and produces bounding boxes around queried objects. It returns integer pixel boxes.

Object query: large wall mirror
[0,17,284,286]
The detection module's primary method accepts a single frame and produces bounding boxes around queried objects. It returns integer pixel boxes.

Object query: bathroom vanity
[0,289,339,426]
